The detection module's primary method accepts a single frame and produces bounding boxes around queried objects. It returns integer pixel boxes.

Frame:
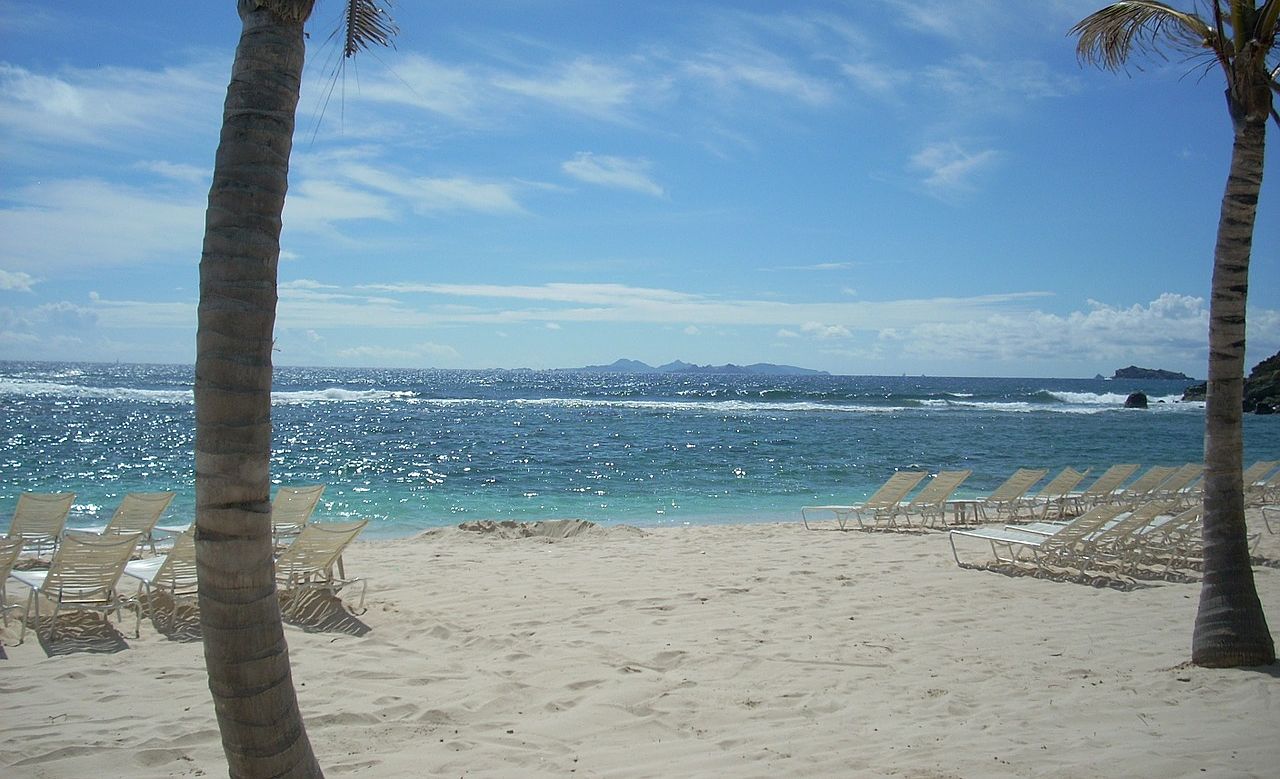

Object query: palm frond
[1071,1,1218,71]
[1257,0,1280,40]
[342,0,398,58]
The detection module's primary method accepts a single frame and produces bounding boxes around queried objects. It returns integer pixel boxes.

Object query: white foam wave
[271,388,418,405]
[0,378,193,404]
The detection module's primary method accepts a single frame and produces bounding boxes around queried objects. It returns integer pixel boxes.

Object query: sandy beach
[3,514,1278,778]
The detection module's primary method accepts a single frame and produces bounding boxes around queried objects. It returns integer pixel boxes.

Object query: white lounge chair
[272,484,326,548]
[8,532,141,643]
[124,528,198,632]
[0,536,25,627]
[1018,467,1090,520]
[5,492,75,558]
[949,503,1127,575]
[948,468,1047,523]
[1068,463,1140,511]
[801,471,928,531]
[900,469,972,529]
[66,491,175,554]
[275,519,368,618]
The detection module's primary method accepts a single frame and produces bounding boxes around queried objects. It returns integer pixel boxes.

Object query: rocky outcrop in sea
[1180,350,1280,414]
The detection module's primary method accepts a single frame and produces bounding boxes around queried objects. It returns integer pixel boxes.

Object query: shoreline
[3,517,1278,777]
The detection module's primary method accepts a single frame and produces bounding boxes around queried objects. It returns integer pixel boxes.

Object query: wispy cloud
[493,58,638,120]
[909,141,1000,197]
[0,61,222,153]
[0,178,204,273]
[561,153,664,197]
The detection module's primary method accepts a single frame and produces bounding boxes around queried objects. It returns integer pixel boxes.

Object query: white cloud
[801,321,853,339]
[0,269,36,291]
[561,153,664,197]
[909,142,1000,196]
[335,342,460,363]
[339,54,482,122]
[0,178,203,273]
[888,293,1214,369]
[684,50,834,106]
[136,160,208,184]
[0,61,222,152]
[493,58,637,120]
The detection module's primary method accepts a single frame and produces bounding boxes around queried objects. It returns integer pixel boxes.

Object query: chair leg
[17,591,34,644]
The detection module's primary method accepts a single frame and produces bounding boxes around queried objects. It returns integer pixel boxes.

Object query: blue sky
[2,0,1277,378]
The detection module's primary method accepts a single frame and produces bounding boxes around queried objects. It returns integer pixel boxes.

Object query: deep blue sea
[1,361,1275,538]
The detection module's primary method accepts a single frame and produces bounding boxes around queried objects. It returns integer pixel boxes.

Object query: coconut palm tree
[1071,1,1277,667]
[196,1,395,775]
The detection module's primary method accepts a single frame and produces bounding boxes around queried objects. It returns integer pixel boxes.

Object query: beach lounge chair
[1068,463,1140,510]
[274,519,368,617]
[1111,504,1204,575]
[1246,468,1280,507]
[124,528,198,632]
[5,492,76,558]
[0,536,25,627]
[1243,460,1279,489]
[801,471,928,531]
[949,468,1048,522]
[124,529,197,631]
[1262,505,1280,534]
[1113,465,1178,504]
[272,484,326,548]
[7,532,141,643]
[1152,463,1202,505]
[1017,467,1090,520]
[949,503,1127,575]
[900,469,972,529]
[65,491,175,554]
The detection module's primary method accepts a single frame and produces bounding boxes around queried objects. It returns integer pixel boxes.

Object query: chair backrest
[1041,504,1127,551]
[1119,466,1178,499]
[987,468,1048,502]
[1154,464,1202,497]
[275,519,367,581]
[1242,460,1278,485]
[1035,467,1089,499]
[153,529,199,598]
[1079,463,1140,498]
[43,533,140,605]
[8,491,76,540]
[105,491,175,535]
[1141,505,1202,546]
[1092,499,1178,546]
[0,536,24,581]
[908,470,971,507]
[272,485,326,529]
[863,471,927,509]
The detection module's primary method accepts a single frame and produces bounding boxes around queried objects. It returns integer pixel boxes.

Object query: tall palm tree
[196,1,395,775]
[1071,0,1278,667]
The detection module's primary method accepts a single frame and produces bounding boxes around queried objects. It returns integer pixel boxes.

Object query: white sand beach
[3,514,1279,778]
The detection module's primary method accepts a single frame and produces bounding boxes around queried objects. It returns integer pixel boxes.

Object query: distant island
[1112,365,1196,381]
[565,359,829,376]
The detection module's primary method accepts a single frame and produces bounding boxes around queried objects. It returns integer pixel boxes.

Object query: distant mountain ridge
[566,358,829,376]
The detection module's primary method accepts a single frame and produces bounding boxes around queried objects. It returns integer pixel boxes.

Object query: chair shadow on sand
[129,590,371,641]
[278,588,371,636]
[28,611,134,656]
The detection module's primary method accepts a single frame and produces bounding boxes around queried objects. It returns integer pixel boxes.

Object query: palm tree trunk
[195,1,322,775]
[1192,90,1275,668]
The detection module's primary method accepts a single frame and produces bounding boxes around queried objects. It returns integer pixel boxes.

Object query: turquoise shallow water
[1,361,1275,538]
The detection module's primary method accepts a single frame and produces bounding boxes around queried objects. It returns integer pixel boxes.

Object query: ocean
[1,361,1274,538]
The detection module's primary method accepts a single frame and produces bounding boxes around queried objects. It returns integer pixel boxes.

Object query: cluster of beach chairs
[803,460,1280,583]
[0,485,365,645]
